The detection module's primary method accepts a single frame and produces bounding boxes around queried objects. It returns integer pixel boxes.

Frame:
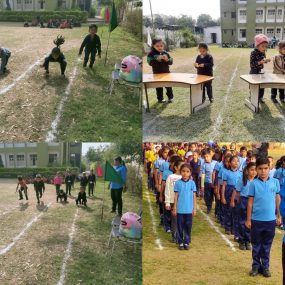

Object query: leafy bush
[122,9,142,40]
[0,167,79,178]
[0,10,88,22]
[180,29,197,48]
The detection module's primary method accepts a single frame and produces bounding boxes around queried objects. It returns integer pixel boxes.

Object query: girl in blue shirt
[233,162,256,250]
[274,156,285,188]
[173,164,197,250]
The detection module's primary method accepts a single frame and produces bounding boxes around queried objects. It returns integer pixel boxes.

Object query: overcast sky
[143,0,220,20]
[82,143,112,156]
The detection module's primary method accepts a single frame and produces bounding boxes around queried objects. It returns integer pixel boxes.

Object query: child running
[0,47,11,75]
[79,24,101,69]
[246,157,281,277]
[16,176,28,201]
[173,164,197,250]
[33,174,45,204]
[147,39,174,103]
[195,43,214,103]
[250,34,271,103]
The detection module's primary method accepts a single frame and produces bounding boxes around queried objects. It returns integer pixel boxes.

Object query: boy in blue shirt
[0,47,11,75]
[201,149,217,214]
[246,157,281,278]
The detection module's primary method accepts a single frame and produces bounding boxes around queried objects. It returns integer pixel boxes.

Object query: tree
[196,14,218,28]
[176,15,195,29]
[86,147,105,163]
[154,14,164,29]
[143,16,152,27]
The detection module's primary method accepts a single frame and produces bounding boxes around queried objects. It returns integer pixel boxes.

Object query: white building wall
[204,26,222,44]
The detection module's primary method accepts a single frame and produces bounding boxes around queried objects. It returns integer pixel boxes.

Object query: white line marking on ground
[0,202,51,255]
[211,55,242,139]
[0,56,45,95]
[197,205,236,252]
[56,208,79,285]
[145,188,164,250]
[0,205,20,217]
[46,60,80,142]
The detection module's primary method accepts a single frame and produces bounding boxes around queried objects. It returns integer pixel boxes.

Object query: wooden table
[240,73,285,112]
[143,73,214,113]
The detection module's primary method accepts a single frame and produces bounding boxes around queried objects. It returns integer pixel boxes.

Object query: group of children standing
[144,142,283,278]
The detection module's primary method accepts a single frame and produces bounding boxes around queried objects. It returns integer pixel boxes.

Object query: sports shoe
[260,99,265,104]
[178,244,184,250]
[168,99,173,103]
[249,268,259,277]
[239,243,246,250]
[209,98,214,103]
[262,268,271,278]
[158,99,166,103]
[184,244,190,250]
[245,242,252,250]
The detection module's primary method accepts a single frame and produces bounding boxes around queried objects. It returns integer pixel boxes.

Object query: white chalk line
[145,187,164,250]
[0,202,51,255]
[197,205,236,252]
[211,55,242,139]
[46,59,80,142]
[0,56,46,95]
[56,208,79,285]
[0,205,20,217]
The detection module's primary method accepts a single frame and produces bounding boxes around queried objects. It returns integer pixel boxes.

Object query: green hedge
[0,167,79,178]
[0,11,88,22]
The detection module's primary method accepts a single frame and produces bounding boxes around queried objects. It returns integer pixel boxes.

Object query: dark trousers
[251,220,276,270]
[233,200,240,238]
[88,183,95,196]
[156,87,173,101]
[66,183,72,195]
[55,184,61,195]
[238,196,251,243]
[84,49,96,67]
[177,213,192,245]
[271,88,285,100]
[282,243,285,284]
[3,53,10,71]
[192,174,199,196]
[57,193,67,202]
[219,186,225,226]
[111,188,123,215]
[224,185,234,232]
[44,57,67,74]
[163,204,171,232]
[76,197,86,206]
[259,88,265,100]
[35,189,43,203]
[204,182,214,212]
[19,187,28,200]
[203,81,213,100]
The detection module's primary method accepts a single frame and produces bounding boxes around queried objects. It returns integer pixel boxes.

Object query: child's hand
[162,55,168,61]
[194,63,199,68]
[157,55,164,61]
[265,58,271,63]
[216,192,221,200]
[201,187,204,193]
[230,201,235,208]
[245,220,251,229]
[222,197,226,205]
[172,208,177,216]
[193,209,197,216]
[199,64,205,68]
[165,205,171,211]
[277,216,282,226]
[159,194,163,203]
[258,59,266,65]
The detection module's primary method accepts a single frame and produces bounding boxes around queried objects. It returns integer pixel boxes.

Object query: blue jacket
[110,164,127,189]
[0,47,11,73]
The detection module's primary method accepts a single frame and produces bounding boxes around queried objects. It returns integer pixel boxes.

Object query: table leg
[245,84,259,113]
[144,84,150,113]
[191,84,210,113]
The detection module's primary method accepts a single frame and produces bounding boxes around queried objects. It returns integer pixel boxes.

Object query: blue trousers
[204,182,214,211]
[251,220,276,270]
[224,185,235,232]
[238,196,251,243]
[177,213,192,245]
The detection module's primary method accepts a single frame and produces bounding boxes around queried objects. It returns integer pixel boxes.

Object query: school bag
[119,212,142,239]
[119,55,142,83]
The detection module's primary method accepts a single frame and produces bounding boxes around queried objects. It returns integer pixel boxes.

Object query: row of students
[144,142,283,278]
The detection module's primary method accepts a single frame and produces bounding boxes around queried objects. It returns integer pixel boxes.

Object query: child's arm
[203,55,214,68]
[230,190,236,208]
[193,192,197,216]
[273,56,284,74]
[221,181,227,204]
[212,170,216,188]
[173,192,178,216]
[164,177,171,210]
[79,36,87,56]
[97,36,102,58]
[201,173,205,193]
[276,194,281,225]
[245,196,254,229]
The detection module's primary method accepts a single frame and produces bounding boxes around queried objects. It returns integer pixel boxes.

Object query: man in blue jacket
[0,47,11,75]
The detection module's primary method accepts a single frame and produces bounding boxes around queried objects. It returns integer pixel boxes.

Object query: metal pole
[148,0,155,36]
[101,181,106,221]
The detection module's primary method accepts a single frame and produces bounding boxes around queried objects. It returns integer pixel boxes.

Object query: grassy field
[0,23,142,142]
[143,147,285,285]
[143,46,285,142]
[0,179,141,285]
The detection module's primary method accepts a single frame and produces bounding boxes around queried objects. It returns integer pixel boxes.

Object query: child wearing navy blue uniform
[0,47,11,75]
[222,155,242,237]
[250,34,271,103]
[246,157,281,278]
[234,162,256,250]
[201,150,217,214]
[173,164,197,250]
[195,43,214,103]
[147,39,174,103]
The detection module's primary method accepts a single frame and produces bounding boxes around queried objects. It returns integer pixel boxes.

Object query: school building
[0,142,82,168]
[0,0,90,11]
[221,0,285,44]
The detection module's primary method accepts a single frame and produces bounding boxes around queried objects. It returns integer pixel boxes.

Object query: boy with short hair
[65,171,73,195]
[16,176,28,201]
[33,174,45,204]
[57,189,68,203]
[246,157,281,278]
[76,186,87,206]
[88,169,96,196]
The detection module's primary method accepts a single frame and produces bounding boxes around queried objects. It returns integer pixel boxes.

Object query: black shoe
[245,242,252,250]
[178,244,184,250]
[271,98,278,104]
[225,230,231,235]
[83,62,87,67]
[234,236,239,242]
[262,268,271,278]
[158,99,166,103]
[260,99,265,104]
[206,209,211,214]
[209,98,214,103]
[239,243,246,250]
[250,268,259,277]
[110,210,116,213]
[37,201,40,204]
[168,99,173,103]
[184,244,190,250]
[89,65,93,69]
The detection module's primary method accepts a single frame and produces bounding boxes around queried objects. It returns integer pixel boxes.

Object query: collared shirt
[223,169,242,187]
[110,164,127,189]
[162,169,173,182]
[274,167,285,186]
[248,177,280,221]
[174,179,196,214]
[202,160,217,183]
[238,156,247,172]
[236,179,252,197]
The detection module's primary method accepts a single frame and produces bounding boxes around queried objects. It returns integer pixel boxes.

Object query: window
[268,9,276,16]
[30,154,37,166]
[256,9,263,16]
[224,12,227,17]
[240,10,247,16]
[16,155,25,161]
[278,9,283,16]
[9,155,14,162]
[49,153,58,164]
[232,30,234,35]
[256,28,263,34]
[239,29,246,38]
[231,12,236,18]
[277,28,281,33]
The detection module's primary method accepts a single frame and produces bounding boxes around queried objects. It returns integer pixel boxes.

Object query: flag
[96,164,103,177]
[105,7,110,24]
[147,29,152,47]
[104,161,123,184]
[109,1,118,33]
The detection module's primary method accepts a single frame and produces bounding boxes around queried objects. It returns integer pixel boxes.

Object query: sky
[81,143,112,156]
[143,0,220,20]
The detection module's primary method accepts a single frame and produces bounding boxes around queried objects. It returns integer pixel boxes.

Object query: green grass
[142,175,282,285]
[143,46,285,142]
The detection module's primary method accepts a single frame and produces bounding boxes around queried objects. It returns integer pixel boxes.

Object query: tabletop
[240,73,285,84]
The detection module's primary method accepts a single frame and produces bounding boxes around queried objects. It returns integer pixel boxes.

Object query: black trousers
[55,184,61,195]
[84,49,96,67]
[155,87,173,101]
[111,188,123,215]
[271,88,285,100]
[19,187,28,200]
[203,81,213,100]
[88,183,95,196]
[44,57,67,74]
[65,183,72,195]
[35,189,43,203]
